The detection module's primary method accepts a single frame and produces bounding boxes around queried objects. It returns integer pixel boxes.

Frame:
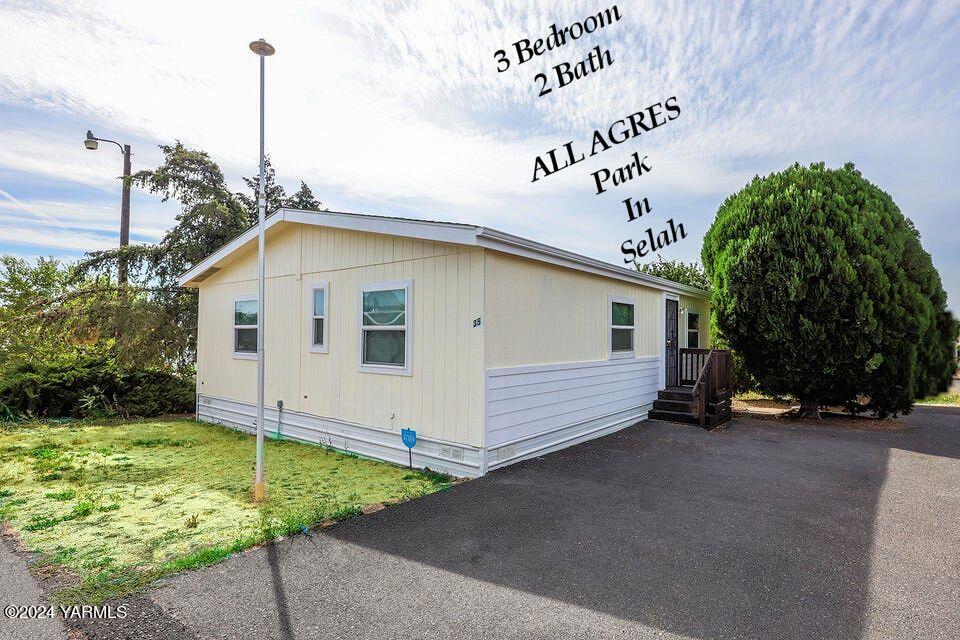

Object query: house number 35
[473,317,482,328]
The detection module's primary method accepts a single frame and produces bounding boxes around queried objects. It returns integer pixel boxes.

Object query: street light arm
[91,136,126,154]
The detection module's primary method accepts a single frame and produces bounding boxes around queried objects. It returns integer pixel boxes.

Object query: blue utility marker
[401,428,416,468]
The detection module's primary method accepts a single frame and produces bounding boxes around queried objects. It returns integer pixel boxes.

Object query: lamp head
[249,39,275,56]
[84,131,98,151]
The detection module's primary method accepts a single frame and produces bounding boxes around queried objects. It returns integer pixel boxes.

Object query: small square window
[310,283,328,351]
[233,298,257,355]
[687,312,700,349]
[610,297,635,357]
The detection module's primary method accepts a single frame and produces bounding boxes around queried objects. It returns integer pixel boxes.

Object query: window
[609,296,635,357]
[360,281,412,375]
[687,312,700,348]
[233,297,257,356]
[310,282,329,353]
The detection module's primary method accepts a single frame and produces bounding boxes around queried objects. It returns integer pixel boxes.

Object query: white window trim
[309,281,329,354]
[686,310,701,349]
[608,294,636,360]
[358,280,413,377]
[232,294,258,360]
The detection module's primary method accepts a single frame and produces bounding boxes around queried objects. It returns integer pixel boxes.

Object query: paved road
[0,535,65,640]
[57,407,960,639]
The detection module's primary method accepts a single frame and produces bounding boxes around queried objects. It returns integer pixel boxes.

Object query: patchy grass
[0,418,452,604]
[918,392,960,406]
[733,393,794,415]
[737,390,960,410]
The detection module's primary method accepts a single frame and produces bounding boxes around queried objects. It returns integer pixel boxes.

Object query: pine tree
[284,181,323,211]
[238,156,288,216]
[636,256,710,291]
[702,162,955,418]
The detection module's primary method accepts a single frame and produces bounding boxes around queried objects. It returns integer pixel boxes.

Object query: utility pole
[249,38,275,502]
[120,144,131,285]
[84,131,132,285]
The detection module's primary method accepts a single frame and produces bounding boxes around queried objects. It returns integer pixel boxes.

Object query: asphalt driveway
[64,406,960,639]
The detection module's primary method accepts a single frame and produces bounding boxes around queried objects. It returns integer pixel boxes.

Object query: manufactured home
[178,209,716,476]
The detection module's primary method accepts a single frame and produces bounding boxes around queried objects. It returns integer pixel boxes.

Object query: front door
[665,298,679,387]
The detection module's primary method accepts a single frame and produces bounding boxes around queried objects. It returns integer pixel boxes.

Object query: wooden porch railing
[680,348,732,427]
[679,348,711,386]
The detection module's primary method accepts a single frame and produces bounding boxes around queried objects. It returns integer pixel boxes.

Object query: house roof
[177,208,710,297]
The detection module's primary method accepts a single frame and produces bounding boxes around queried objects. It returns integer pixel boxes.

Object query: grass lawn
[0,418,451,603]
[918,391,960,405]
[734,389,960,411]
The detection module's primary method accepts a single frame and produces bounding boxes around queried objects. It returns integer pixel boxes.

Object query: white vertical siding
[483,252,663,368]
[196,226,485,447]
[194,221,710,469]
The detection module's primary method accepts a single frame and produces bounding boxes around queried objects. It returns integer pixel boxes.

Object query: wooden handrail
[682,348,731,427]
[692,352,713,427]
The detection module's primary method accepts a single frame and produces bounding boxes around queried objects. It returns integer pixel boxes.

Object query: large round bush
[702,162,955,417]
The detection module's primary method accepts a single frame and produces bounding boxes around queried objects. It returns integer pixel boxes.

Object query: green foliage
[72,500,95,518]
[73,144,324,370]
[634,254,765,391]
[636,256,711,291]
[919,392,960,406]
[0,256,73,366]
[0,356,194,419]
[702,162,956,417]
[286,181,323,211]
[237,157,325,216]
[45,489,76,501]
[0,255,193,372]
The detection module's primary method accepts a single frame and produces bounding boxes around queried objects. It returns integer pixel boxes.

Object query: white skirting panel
[197,356,659,478]
[196,394,482,477]
[483,356,660,471]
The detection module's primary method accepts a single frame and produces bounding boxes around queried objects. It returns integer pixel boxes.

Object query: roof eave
[176,213,286,287]
[176,208,709,299]
[474,227,709,298]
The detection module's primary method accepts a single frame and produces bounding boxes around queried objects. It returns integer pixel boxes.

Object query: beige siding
[196,226,485,447]
[202,225,302,285]
[679,294,710,349]
[194,221,712,455]
[483,252,663,369]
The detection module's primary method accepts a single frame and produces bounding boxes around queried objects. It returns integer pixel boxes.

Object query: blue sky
[1,0,958,309]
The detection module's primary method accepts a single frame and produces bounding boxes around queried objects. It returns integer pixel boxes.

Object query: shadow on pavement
[321,405,960,640]
[266,542,295,640]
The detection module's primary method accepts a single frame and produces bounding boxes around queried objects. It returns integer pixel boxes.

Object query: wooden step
[653,398,697,413]
[649,408,730,428]
[649,409,699,425]
[707,399,731,415]
[658,387,696,401]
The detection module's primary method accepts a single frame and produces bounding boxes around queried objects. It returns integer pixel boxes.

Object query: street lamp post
[249,38,275,502]
[84,131,132,285]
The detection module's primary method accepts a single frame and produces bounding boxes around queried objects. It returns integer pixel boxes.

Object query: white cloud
[0,225,120,253]
[2,0,957,202]
[0,0,958,305]
[0,198,167,240]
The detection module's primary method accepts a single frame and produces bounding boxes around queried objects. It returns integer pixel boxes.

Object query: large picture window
[360,281,412,374]
[310,282,329,353]
[233,297,257,356]
[687,312,700,349]
[609,296,635,357]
